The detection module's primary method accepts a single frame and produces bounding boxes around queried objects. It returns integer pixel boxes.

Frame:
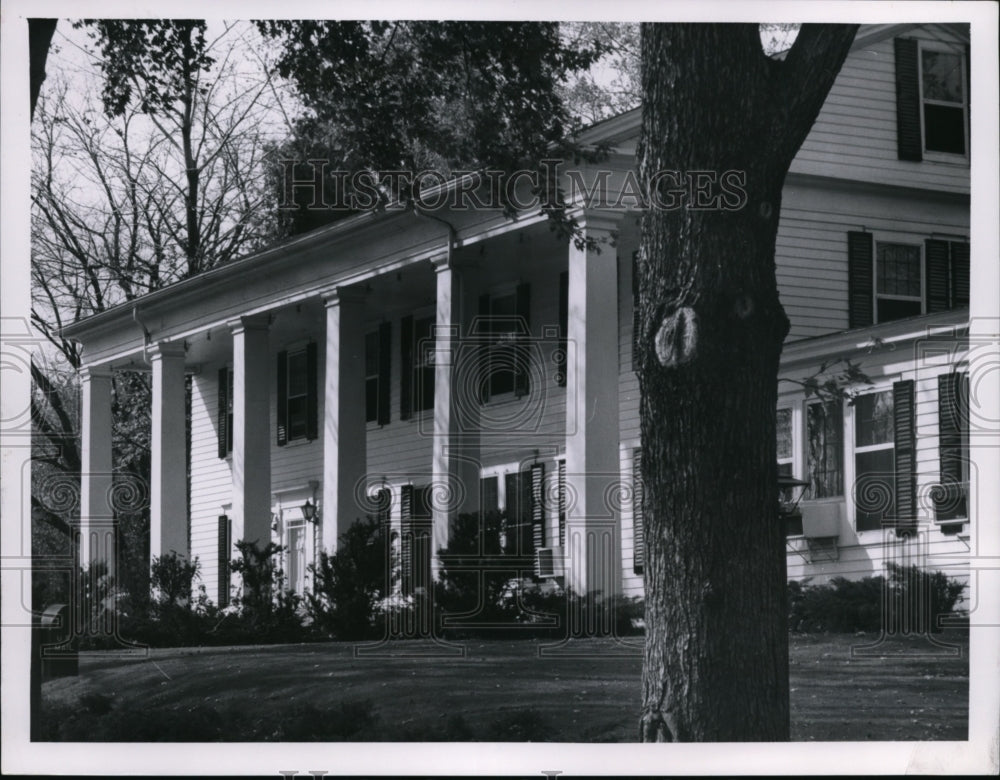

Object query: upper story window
[853,390,895,532]
[894,37,969,162]
[365,323,391,425]
[400,313,434,419]
[277,343,318,445]
[479,283,530,402]
[217,366,234,458]
[847,231,969,328]
[919,44,968,156]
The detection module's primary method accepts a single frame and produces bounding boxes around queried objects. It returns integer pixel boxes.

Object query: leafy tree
[634,23,858,741]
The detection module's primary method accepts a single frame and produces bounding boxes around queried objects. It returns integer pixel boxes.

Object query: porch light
[301,499,317,523]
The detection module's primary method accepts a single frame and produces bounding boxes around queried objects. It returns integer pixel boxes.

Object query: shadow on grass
[39,694,551,742]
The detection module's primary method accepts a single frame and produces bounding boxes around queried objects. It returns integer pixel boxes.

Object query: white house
[62,23,972,609]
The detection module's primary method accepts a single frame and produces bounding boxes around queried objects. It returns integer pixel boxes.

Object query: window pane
[287,396,307,439]
[807,401,843,498]
[921,50,963,102]
[855,391,894,447]
[877,298,923,323]
[924,104,966,154]
[876,243,921,297]
[287,350,308,397]
[855,448,895,532]
[776,408,793,461]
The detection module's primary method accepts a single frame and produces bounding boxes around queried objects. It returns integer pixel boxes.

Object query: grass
[39,630,968,742]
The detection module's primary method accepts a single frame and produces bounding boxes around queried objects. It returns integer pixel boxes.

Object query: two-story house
[62,23,972,610]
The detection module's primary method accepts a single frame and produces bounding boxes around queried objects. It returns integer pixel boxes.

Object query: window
[806,400,843,499]
[285,518,308,594]
[217,367,234,458]
[479,464,544,558]
[894,37,969,161]
[854,391,895,532]
[365,323,391,425]
[919,45,968,156]
[277,343,318,445]
[875,242,923,322]
[400,314,434,418]
[776,408,794,482]
[847,232,968,328]
[479,284,530,401]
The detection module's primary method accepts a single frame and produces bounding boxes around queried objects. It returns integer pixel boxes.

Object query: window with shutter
[807,400,844,500]
[277,345,318,445]
[480,285,531,400]
[632,448,644,575]
[530,463,545,552]
[935,371,969,523]
[853,390,895,532]
[895,37,969,160]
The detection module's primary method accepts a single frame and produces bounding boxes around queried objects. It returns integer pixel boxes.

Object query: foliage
[229,540,303,638]
[150,552,200,608]
[782,354,875,407]
[305,517,394,640]
[788,564,966,634]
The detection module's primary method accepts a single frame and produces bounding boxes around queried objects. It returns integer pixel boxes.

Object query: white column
[430,255,480,573]
[79,366,114,575]
[564,214,623,596]
[229,315,272,548]
[149,342,188,563]
[321,288,367,553]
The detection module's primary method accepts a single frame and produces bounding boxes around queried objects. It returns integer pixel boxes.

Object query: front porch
[67,208,637,604]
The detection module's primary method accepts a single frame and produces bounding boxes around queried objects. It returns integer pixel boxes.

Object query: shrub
[228,540,305,641]
[306,517,394,639]
[150,552,200,609]
[788,564,965,633]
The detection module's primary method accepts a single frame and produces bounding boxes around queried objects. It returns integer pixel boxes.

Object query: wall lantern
[301,499,318,523]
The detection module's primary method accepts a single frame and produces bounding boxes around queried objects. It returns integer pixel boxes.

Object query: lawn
[40,630,968,742]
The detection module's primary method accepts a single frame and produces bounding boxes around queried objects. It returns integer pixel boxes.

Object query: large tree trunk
[636,23,857,742]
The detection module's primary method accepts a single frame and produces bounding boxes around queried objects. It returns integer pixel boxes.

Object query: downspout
[411,204,457,267]
[132,305,152,365]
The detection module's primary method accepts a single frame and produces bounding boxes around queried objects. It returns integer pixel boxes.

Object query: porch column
[430,255,480,572]
[564,214,622,596]
[229,315,272,548]
[149,342,188,563]
[79,366,115,575]
[321,287,367,553]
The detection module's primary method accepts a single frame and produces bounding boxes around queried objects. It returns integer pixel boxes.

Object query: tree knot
[654,306,698,368]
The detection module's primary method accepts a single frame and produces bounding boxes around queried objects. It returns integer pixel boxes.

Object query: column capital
[148,341,187,361]
[575,209,624,235]
[227,313,271,336]
[79,364,113,382]
[430,253,478,274]
[320,285,367,308]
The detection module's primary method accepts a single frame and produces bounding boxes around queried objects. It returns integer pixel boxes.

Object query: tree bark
[636,23,857,742]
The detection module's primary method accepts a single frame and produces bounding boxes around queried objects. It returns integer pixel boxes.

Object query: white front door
[286,521,307,594]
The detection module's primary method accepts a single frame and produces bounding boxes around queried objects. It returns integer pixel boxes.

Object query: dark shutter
[530,462,545,552]
[894,37,923,162]
[925,239,951,313]
[557,460,567,548]
[305,342,318,440]
[478,294,491,403]
[950,241,970,307]
[217,368,228,459]
[514,282,531,398]
[377,321,392,425]
[847,231,874,328]
[276,350,288,445]
[400,484,413,596]
[632,250,640,371]
[893,380,917,536]
[964,43,971,134]
[557,271,568,387]
[217,514,231,607]
[633,447,644,574]
[938,372,964,485]
[400,316,413,420]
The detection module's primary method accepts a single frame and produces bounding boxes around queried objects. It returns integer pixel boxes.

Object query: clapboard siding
[188,368,234,605]
[791,25,969,194]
